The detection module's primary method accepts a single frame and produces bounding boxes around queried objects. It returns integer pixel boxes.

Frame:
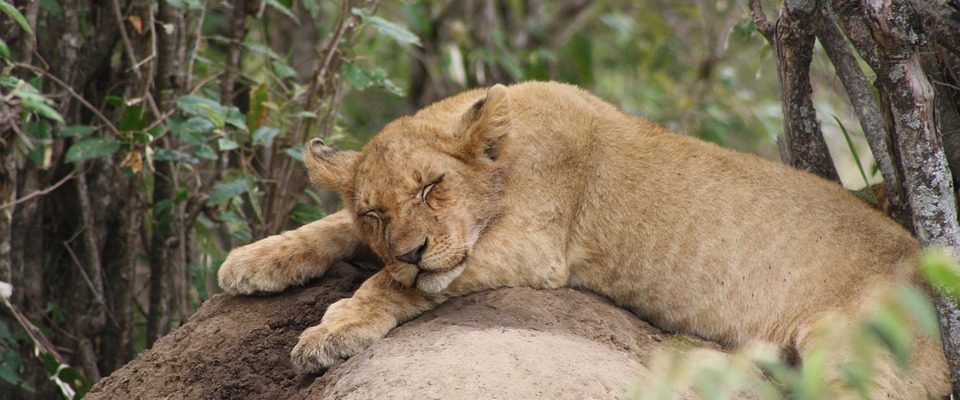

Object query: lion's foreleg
[291,269,441,372]
[218,209,363,294]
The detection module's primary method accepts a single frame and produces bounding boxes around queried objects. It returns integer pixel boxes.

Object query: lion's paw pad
[290,325,372,372]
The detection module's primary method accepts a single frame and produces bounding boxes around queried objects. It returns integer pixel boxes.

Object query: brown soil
[87,263,703,399]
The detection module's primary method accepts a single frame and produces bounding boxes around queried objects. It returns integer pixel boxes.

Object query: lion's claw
[290,324,376,372]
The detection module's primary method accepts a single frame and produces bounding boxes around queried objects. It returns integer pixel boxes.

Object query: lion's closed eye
[359,209,383,222]
[419,175,444,203]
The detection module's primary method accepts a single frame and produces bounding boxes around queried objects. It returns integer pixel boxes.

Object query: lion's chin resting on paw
[218,81,950,398]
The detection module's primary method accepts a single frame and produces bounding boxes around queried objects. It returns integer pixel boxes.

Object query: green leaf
[198,103,225,128]
[19,97,63,123]
[271,60,297,79]
[207,178,250,205]
[0,38,10,60]
[165,0,202,10]
[832,114,872,191]
[285,144,304,162]
[0,350,23,386]
[247,82,270,130]
[59,366,91,397]
[301,0,319,19]
[866,307,912,368]
[65,138,120,163]
[27,140,52,169]
[291,202,325,224]
[344,62,374,90]
[170,116,216,146]
[796,349,827,399]
[119,106,149,132]
[25,120,51,139]
[352,8,421,47]
[177,95,223,116]
[39,0,63,19]
[0,0,34,36]
[224,108,247,131]
[221,211,252,242]
[263,0,299,24]
[104,95,124,108]
[193,144,217,160]
[342,62,403,95]
[0,321,12,340]
[243,41,283,61]
[921,250,960,299]
[252,126,280,147]
[0,76,17,88]
[897,285,940,336]
[217,137,239,151]
[58,125,95,138]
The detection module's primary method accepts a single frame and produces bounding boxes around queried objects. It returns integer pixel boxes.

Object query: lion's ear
[305,138,358,195]
[457,84,511,161]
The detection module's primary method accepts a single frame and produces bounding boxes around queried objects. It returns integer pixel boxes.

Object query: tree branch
[816,8,910,226]
[0,171,75,211]
[13,63,122,137]
[850,0,960,395]
[220,0,251,105]
[747,0,775,43]
[771,0,841,181]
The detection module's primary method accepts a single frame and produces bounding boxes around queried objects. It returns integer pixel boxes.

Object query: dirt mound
[87,263,701,399]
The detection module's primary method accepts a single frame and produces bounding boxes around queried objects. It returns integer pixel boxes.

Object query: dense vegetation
[0,0,958,398]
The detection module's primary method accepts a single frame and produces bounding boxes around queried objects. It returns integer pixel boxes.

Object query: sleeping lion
[218,81,949,398]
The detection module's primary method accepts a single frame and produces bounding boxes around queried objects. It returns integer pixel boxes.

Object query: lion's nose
[396,239,428,265]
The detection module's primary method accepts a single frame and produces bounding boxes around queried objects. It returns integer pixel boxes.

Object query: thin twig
[185,0,208,90]
[298,0,352,138]
[13,63,122,136]
[110,0,142,79]
[62,239,119,329]
[0,171,76,210]
[747,0,775,42]
[0,295,66,364]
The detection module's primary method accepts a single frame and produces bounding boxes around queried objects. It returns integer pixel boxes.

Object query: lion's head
[305,85,512,293]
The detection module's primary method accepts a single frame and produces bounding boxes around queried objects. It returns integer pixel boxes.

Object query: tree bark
[853,0,960,394]
[773,0,841,182]
[146,167,173,346]
[749,0,840,182]
[816,9,910,226]
[220,0,251,106]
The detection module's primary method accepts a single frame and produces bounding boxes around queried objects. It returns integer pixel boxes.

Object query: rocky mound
[87,263,703,399]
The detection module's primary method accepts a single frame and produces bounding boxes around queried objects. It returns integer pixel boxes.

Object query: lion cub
[218,82,949,398]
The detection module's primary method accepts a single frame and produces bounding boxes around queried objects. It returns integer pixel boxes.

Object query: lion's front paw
[218,236,318,295]
[290,322,381,372]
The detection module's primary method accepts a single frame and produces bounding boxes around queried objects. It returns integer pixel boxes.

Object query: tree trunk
[752,0,960,393]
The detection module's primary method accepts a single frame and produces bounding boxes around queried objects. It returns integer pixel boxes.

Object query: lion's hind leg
[792,287,949,399]
[218,209,363,294]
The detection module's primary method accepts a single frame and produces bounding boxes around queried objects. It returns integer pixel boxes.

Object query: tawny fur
[218,81,949,398]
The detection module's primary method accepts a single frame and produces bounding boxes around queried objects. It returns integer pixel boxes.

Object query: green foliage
[0,321,31,393]
[64,138,120,163]
[0,0,33,36]
[1,77,64,123]
[0,39,10,60]
[921,249,960,299]
[641,251,952,400]
[353,8,422,47]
